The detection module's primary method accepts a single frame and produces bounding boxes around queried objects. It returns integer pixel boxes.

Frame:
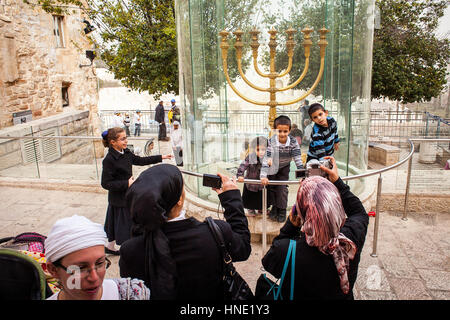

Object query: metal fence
[99,109,450,140]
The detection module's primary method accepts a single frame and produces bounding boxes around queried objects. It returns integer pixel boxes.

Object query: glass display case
[175,0,375,203]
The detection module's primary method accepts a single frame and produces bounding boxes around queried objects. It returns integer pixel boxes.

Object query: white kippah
[44,215,107,262]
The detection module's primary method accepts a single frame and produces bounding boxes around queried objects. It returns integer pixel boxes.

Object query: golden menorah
[219,27,329,129]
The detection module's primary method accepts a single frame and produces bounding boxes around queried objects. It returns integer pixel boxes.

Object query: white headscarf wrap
[44,215,107,262]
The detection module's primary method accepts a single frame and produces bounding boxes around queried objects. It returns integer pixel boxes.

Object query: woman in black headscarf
[119,164,251,300]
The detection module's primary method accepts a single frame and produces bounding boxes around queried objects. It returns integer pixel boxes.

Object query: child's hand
[334,142,340,151]
[267,158,273,167]
[162,154,173,159]
[260,177,269,186]
[237,176,244,183]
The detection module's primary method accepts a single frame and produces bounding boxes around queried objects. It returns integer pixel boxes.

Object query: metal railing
[179,138,417,256]
[98,109,450,141]
[0,134,448,258]
[402,138,450,220]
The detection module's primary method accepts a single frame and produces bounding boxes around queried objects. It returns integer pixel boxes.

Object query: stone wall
[0,0,101,138]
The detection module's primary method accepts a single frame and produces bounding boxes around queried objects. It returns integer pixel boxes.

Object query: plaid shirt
[260,135,303,178]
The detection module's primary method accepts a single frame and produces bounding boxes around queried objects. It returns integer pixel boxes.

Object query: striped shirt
[307,116,340,160]
[260,135,304,178]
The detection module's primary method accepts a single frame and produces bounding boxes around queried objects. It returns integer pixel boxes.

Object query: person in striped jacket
[260,115,304,223]
[306,103,340,163]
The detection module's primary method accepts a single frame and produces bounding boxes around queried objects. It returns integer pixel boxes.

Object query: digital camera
[202,174,222,189]
[295,158,332,179]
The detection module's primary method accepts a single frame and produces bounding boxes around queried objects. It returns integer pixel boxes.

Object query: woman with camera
[118,164,251,300]
[258,156,369,299]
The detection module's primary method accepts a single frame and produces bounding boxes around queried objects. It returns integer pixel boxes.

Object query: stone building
[0,0,99,128]
[0,0,104,171]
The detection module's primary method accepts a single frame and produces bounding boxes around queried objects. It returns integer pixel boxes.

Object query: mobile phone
[202,174,222,189]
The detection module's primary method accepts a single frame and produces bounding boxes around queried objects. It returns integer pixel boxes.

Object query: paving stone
[355,265,392,291]
[381,255,421,279]
[429,290,450,300]
[0,182,449,300]
[359,290,397,300]
[416,269,450,291]
[407,250,450,272]
[389,278,433,300]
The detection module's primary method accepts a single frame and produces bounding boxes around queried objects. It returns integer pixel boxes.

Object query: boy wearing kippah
[260,115,304,223]
[306,103,340,163]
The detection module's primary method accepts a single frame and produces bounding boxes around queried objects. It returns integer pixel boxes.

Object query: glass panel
[177,0,375,201]
[0,127,40,179]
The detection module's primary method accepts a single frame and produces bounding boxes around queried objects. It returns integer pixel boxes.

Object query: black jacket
[261,178,369,300]
[155,104,165,123]
[101,148,162,207]
[119,189,251,300]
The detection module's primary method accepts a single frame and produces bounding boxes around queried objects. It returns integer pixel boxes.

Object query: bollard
[371,174,382,257]
[262,186,267,255]
[402,155,413,221]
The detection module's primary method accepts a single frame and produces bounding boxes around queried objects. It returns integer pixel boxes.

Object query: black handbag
[205,217,254,300]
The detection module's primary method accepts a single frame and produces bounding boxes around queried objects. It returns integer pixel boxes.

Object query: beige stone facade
[0,0,100,136]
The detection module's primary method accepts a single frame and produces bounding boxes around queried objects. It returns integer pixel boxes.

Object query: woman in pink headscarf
[260,157,369,299]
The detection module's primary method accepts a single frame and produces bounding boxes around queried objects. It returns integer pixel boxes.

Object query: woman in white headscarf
[45,215,150,300]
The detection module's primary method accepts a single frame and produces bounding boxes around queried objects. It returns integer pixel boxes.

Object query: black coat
[261,178,369,300]
[119,189,251,300]
[155,104,165,123]
[101,148,162,207]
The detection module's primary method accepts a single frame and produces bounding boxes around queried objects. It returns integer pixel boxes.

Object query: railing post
[371,174,383,257]
[402,154,413,221]
[262,185,267,255]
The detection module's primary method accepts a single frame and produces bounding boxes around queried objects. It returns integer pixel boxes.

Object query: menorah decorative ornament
[219,27,329,129]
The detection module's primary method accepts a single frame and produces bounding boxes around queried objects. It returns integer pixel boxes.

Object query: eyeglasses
[53,257,111,278]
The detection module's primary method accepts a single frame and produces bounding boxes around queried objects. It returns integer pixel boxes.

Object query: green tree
[371,0,450,103]
[87,0,178,98]
[24,0,178,97]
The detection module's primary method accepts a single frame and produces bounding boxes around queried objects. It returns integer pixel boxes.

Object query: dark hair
[250,136,268,149]
[102,127,125,148]
[273,115,291,130]
[308,103,325,118]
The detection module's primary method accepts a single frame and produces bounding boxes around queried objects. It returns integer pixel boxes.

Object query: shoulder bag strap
[289,240,296,300]
[205,217,232,265]
[274,239,296,301]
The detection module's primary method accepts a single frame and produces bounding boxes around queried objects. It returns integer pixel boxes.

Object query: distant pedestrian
[155,101,169,141]
[170,98,181,125]
[123,113,131,136]
[110,112,123,129]
[171,121,183,166]
[298,99,310,131]
[290,123,303,146]
[134,110,142,137]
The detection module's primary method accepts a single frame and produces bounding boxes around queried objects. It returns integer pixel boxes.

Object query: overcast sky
[436,5,450,38]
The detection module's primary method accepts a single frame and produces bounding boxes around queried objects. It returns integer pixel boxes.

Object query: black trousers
[158,123,167,140]
[267,165,290,210]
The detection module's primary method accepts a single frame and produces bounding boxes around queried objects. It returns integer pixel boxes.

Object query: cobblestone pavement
[0,184,449,300]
